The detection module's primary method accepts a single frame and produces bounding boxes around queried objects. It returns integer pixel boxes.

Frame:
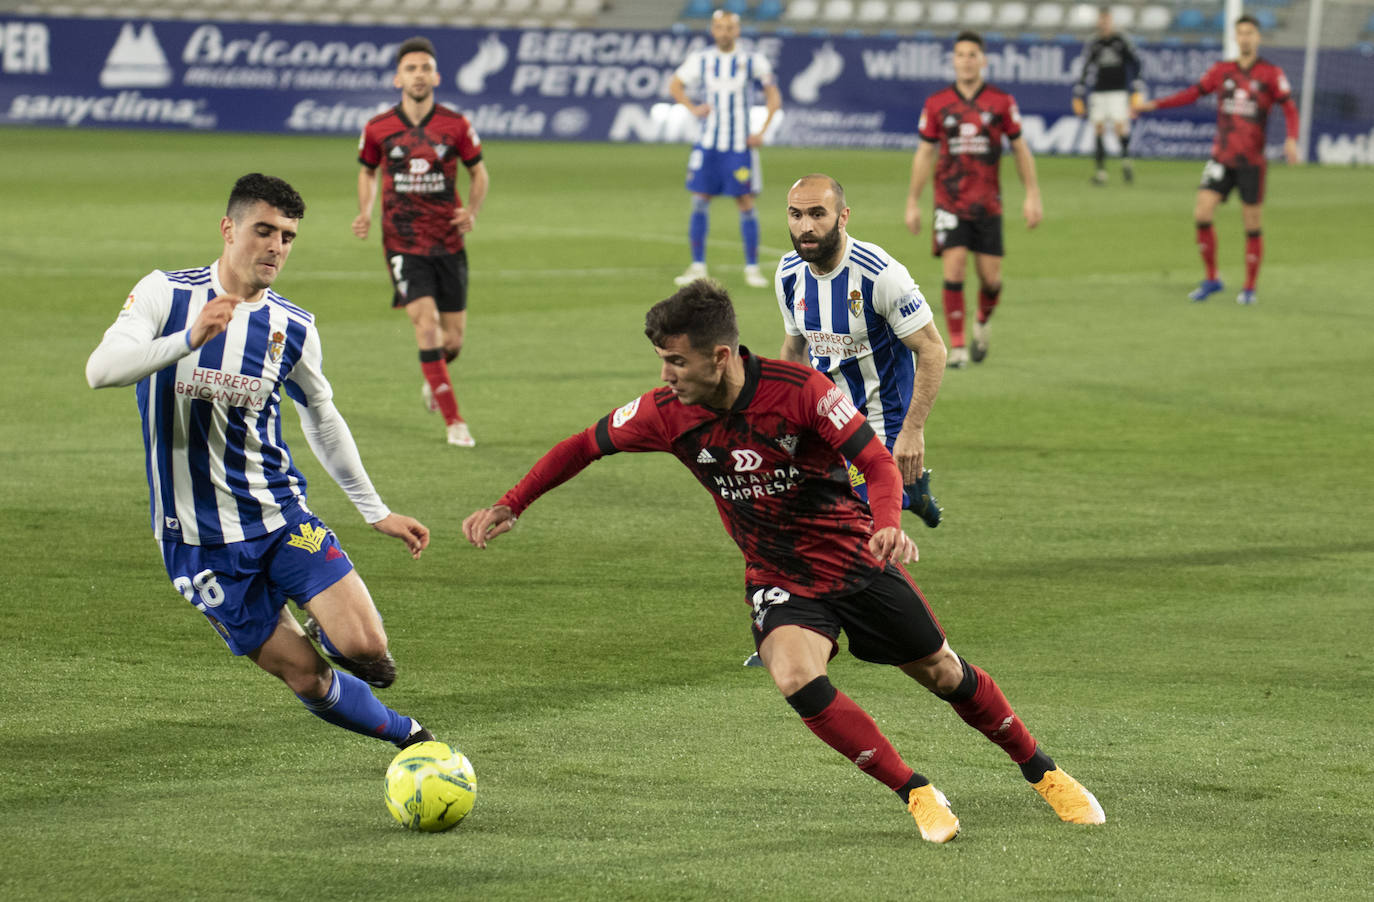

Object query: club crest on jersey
[612,397,640,427]
[981,111,994,125]
[268,331,286,363]
[777,433,799,456]
[433,143,449,158]
[848,289,864,317]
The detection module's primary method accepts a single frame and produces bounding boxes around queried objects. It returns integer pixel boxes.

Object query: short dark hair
[644,280,740,355]
[1235,13,1260,29]
[397,36,437,66]
[226,173,305,221]
[954,30,984,50]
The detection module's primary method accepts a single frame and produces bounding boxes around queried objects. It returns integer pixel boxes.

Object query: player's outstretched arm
[463,505,516,549]
[372,513,430,560]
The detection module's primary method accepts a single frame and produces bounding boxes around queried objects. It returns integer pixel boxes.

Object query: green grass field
[1,127,1371,900]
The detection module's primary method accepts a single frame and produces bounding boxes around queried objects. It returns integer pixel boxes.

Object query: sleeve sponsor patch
[611,397,641,428]
[817,385,858,430]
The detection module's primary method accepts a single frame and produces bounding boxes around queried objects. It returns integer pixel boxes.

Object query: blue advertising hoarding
[2,16,1370,163]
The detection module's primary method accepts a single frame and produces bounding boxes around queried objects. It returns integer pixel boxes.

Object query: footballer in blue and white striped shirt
[776,174,948,527]
[87,174,438,751]
[669,10,782,290]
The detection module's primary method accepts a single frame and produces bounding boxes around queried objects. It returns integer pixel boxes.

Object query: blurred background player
[905,31,1042,368]
[462,281,1104,841]
[1135,15,1299,306]
[86,173,435,752]
[669,10,782,290]
[355,36,489,446]
[775,174,945,527]
[1072,8,1145,186]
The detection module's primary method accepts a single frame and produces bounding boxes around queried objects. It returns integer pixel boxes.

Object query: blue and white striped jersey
[674,47,775,153]
[105,262,332,545]
[775,237,933,447]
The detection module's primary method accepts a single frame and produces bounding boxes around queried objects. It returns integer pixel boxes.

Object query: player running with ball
[463,280,1104,842]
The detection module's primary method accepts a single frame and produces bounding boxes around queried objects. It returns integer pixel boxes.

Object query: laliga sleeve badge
[612,397,640,428]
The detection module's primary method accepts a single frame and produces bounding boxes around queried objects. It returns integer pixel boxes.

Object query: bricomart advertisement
[2,16,1370,162]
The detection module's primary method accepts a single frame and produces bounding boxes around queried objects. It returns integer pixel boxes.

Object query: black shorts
[932,209,1004,257]
[748,564,946,666]
[387,249,468,312]
[1199,159,1265,205]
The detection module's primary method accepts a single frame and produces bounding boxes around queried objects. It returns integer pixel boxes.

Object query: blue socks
[740,208,760,266]
[689,195,710,264]
[297,669,411,743]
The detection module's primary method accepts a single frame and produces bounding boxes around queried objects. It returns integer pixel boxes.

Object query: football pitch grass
[1,127,1371,900]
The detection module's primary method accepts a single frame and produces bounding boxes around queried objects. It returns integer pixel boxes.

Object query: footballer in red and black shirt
[904,31,1043,368]
[354,36,489,447]
[1136,15,1299,305]
[462,281,1107,839]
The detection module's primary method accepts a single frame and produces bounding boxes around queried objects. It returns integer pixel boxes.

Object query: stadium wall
[2,16,1371,163]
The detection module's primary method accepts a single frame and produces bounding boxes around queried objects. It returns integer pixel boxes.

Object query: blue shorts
[160,515,355,656]
[686,147,761,197]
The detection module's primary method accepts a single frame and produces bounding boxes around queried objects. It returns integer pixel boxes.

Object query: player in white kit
[669,10,782,290]
[775,175,947,522]
[86,173,436,751]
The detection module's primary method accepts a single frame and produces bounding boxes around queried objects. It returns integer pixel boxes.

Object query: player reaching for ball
[87,173,436,753]
[462,280,1104,842]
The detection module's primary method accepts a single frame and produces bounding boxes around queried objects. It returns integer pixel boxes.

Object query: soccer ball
[383,741,477,832]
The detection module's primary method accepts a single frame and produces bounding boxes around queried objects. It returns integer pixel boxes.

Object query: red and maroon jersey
[1156,59,1296,168]
[918,83,1023,219]
[495,350,904,598]
[358,104,482,256]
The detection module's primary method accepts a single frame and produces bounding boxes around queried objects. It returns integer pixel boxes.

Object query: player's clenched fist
[188,294,242,348]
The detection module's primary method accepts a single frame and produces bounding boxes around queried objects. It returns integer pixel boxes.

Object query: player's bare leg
[941,247,969,368]
[971,253,1002,364]
[252,607,430,746]
[302,570,396,687]
[761,625,959,843]
[900,641,1105,826]
[1238,202,1264,304]
[1189,189,1225,301]
[408,296,471,445]
[736,193,767,288]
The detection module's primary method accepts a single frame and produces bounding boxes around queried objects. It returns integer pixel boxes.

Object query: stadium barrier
[2,16,1370,162]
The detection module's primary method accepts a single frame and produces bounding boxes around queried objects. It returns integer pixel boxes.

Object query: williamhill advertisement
[2,16,1371,162]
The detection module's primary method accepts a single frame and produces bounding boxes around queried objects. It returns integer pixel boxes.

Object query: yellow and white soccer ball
[383,741,477,832]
